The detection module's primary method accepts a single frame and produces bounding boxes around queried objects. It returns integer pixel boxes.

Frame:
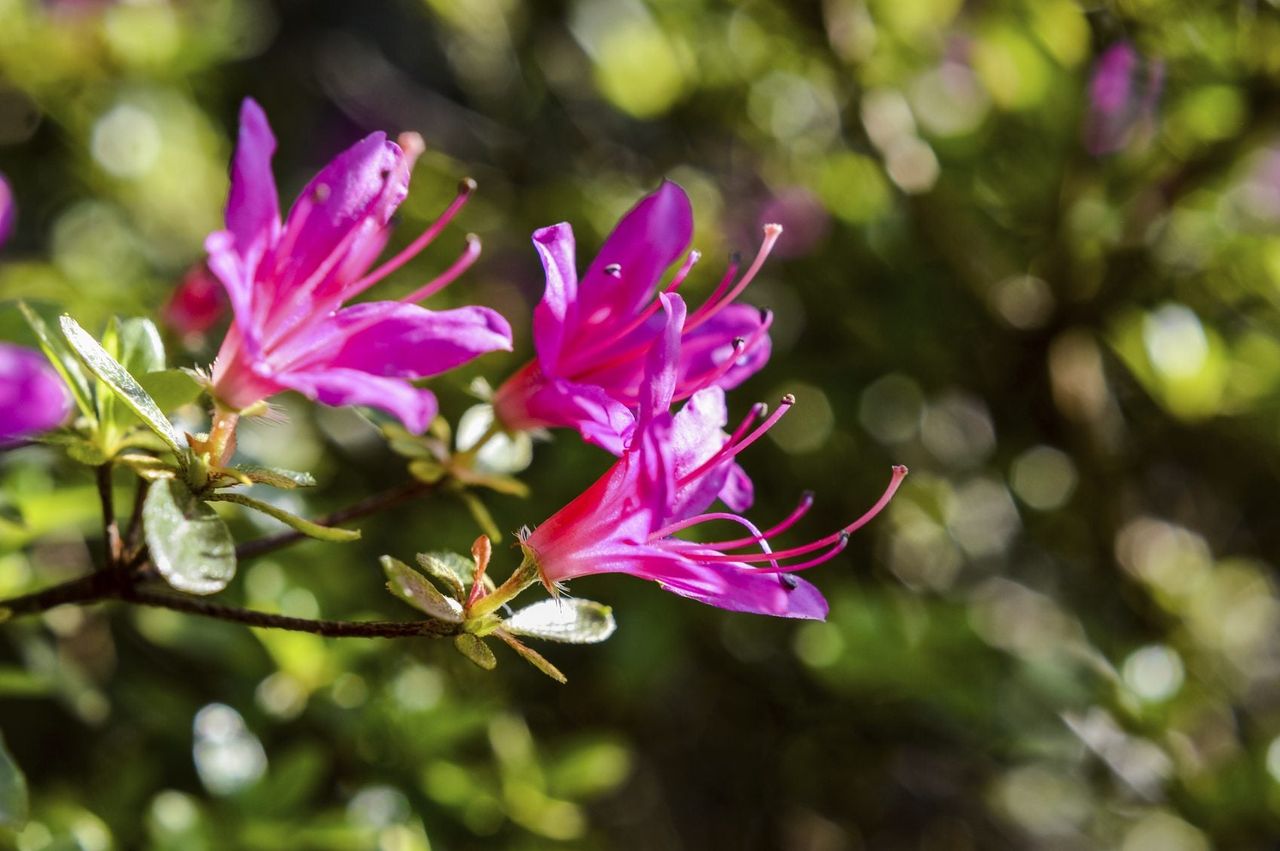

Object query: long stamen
[758,533,849,573]
[649,512,780,569]
[685,224,782,331]
[726,402,767,446]
[344,177,477,298]
[706,491,814,549]
[400,233,482,303]
[672,310,773,401]
[676,393,795,487]
[687,254,740,326]
[694,466,909,563]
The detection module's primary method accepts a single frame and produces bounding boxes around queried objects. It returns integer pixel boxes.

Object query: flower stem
[95,463,122,568]
[467,556,539,620]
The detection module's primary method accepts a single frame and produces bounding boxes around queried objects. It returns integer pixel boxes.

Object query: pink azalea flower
[1083,42,1164,157]
[0,172,14,248]
[492,180,777,455]
[519,293,906,619]
[0,343,71,443]
[162,262,227,346]
[207,99,512,432]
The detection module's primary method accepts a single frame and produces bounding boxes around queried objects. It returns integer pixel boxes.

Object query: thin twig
[122,589,455,637]
[95,464,122,568]
[124,478,150,555]
[235,479,433,561]
[0,571,127,616]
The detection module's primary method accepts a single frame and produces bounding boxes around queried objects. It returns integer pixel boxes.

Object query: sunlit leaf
[417,550,494,598]
[495,629,567,683]
[208,493,360,542]
[231,465,317,489]
[504,599,616,644]
[0,730,28,829]
[454,633,496,670]
[144,479,236,595]
[59,314,182,453]
[381,555,463,622]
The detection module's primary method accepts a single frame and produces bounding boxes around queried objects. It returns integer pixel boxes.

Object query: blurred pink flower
[0,173,14,248]
[1083,42,1164,156]
[162,262,227,345]
[207,99,511,431]
[0,343,71,443]
[493,181,775,454]
[520,293,905,619]
[756,187,829,258]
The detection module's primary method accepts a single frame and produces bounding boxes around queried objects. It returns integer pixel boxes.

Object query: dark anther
[729,251,742,265]
[459,177,478,194]
[733,337,746,348]
[779,574,798,590]
[604,263,622,277]
[758,307,769,322]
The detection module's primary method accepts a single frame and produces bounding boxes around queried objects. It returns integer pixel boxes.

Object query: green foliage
[143,479,236,595]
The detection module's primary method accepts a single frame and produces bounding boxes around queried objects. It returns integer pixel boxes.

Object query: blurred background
[1,0,1279,848]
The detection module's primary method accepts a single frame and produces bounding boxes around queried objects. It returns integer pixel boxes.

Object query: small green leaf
[504,599,616,644]
[0,730,28,828]
[112,316,166,376]
[495,629,567,683]
[208,493,360,542]
[139,368,204,413]
[17,301,96,423]
[408,458,446,484]
[454,633,496,670]
[59,314,181,452]
[458,490,502,542]
[144,479,237,595]
[230,466,317,489]
[417,550,493,598]
[380,556,463,622]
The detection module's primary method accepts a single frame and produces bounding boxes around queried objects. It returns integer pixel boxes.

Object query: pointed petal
[206,229,260,356]
[274,367,438,433]
[667,387,735,520]
[0,343,71,441]
[226,99,281,265]
[282,301,512,379]
[531,223,579,373]
[637,293,684,431]
[678,303,772,394]
[576,181,692,336]
[718,461,754,513]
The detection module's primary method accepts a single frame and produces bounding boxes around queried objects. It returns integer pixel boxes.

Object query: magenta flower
[519,294,906,619]
[163,262,227,346]
[0,343,71,443]
[207,99,511,431]
[492,180,776,454]
[1083,42,1164,156]
[0,172,14,248]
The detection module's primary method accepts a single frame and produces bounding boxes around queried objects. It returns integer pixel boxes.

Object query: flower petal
[282,301,512,379]
[678,303,772,394]
[0,343,70,441]
[524,376,636,454]
[226,99,281,268]
[637,293,685,432]
[274,367,438,433]
[575,180,692,338]
[206,229,261,356]
[530,223,579,373]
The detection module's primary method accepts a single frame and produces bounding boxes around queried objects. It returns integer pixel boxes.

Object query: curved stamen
[343,177,477,299]
[676,393,795,488]
[726,402,767,446]
[705,491,815,549]
[673,311,773,402]
[685,224,782,332]
[650,512,780,569]
[400,233,482,303]
[693,466,908,563]
[756,533,849,573]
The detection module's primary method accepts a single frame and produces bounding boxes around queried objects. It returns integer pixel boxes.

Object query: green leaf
[59,314,182,453]
[230,466,317,489]
[504,599,616,644]
[139,368,204,413]
[0,730,28,829]
[417,550,493,598]
[207,493,360,542]
[495,630,567,683]
[453,633,496,670]
[408,458,446,484]
[144,479,236,595]
[111,316,166,376]
[17,301,96,424]
[380,556,463,622]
